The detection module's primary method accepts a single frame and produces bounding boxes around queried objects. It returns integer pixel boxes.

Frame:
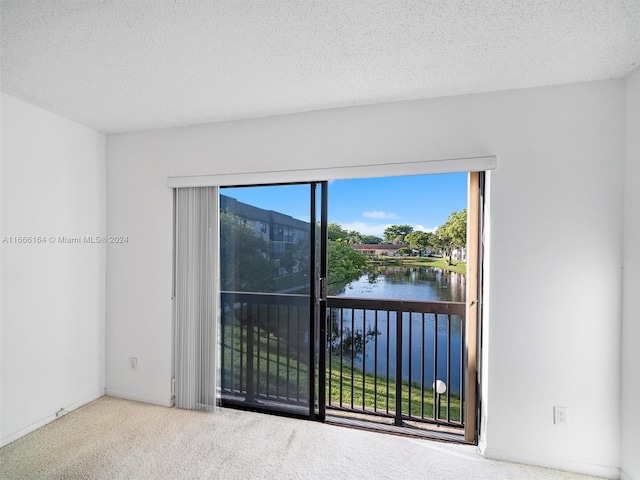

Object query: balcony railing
[326,296,465,428]
[220,291,311,407]
[220,291,466,430]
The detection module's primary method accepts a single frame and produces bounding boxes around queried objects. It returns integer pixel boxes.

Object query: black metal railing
[220,291,311,407]
[326,296,466,428]
[220,291,466,429]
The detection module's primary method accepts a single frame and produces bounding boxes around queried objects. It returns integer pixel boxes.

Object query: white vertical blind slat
[174,186,219,411]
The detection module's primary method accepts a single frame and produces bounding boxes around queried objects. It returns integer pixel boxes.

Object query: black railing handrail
[221,290,309,306]
[327,296,466,317]
[220,289,466,429]
[221,290,466,316]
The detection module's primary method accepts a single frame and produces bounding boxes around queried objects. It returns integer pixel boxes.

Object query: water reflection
[340,266,466,302]
[335,266,466,394]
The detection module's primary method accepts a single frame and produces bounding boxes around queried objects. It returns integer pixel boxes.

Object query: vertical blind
[173,186,219,411]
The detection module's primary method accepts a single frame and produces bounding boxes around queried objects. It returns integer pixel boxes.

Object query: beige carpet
[1,396,602,480]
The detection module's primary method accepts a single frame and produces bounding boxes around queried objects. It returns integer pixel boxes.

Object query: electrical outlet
[129,357,137,371]
[554,406,568,426]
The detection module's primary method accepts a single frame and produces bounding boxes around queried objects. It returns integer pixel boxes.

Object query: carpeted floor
[0,396,602,479]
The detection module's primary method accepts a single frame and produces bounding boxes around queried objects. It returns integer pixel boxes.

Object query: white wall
[0,93,106,446]
[621,68,640,480]
[479,85,624,479]
[106,79,625,477]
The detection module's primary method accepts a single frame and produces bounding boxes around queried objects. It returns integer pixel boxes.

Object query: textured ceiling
[2,0,640,133]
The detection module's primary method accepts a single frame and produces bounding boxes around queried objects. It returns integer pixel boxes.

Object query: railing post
[245,310,255,402]
[395,310,403,426]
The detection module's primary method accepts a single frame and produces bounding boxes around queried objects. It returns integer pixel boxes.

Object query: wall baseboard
[105,389,174,407]
[482,447,620,479]
[0,389,105,448]
[620,470,635,480]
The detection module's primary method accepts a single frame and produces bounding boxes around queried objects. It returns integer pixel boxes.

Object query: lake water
[338,266,466,302]
[334,266,466,394]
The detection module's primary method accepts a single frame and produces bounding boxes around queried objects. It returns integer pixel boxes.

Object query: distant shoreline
[366,255,467,276]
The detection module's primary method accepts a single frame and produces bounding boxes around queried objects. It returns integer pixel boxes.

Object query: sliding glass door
[219,182,326,418]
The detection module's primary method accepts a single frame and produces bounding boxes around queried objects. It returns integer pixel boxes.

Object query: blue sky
[222,172,467,238]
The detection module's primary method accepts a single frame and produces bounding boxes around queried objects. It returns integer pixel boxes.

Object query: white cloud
[362,210,399,219]
[413,224,437,233]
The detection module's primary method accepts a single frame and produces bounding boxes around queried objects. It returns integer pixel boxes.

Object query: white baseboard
[482,447,620,479]
[105,389,174,407]
[620,470,635,480]
[0,389,105,448]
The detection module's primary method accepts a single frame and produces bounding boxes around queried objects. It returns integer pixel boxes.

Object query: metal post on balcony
[434,380,447,421]
[245,311,255,403]
[395,311,403,427]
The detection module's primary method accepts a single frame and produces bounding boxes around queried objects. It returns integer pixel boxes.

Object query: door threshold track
[325,414,466,444]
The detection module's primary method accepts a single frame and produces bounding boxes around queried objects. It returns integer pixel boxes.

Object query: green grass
[221,310,309,399]
[326,359,461,422]
[221,310,461,421]
[367,255,467,276]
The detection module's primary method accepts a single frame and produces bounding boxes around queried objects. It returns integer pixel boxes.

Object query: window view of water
[334,266,466,394]
[339,266,466,302]
[221,174,470,415]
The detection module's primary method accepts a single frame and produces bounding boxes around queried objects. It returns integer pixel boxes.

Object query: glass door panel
[219,183,326,418]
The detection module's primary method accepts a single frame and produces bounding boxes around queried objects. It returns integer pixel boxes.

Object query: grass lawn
[221,318,461,423]
[326,359,461,422]
[221,313,309,400]
[367,255,467,276]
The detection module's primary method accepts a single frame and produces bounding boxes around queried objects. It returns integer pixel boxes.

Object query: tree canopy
[221,216,368,295]
[346,230,363,244]
[360,235,383,244]
[328,222,367,245]
[279,239,309,274]
[327,240,367,295]
[404,231,435,252]
[219,211,275,292]
[219,209,466,296]
[383,224,413,244]
[435,209,467,262]
[328,222,349,241]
